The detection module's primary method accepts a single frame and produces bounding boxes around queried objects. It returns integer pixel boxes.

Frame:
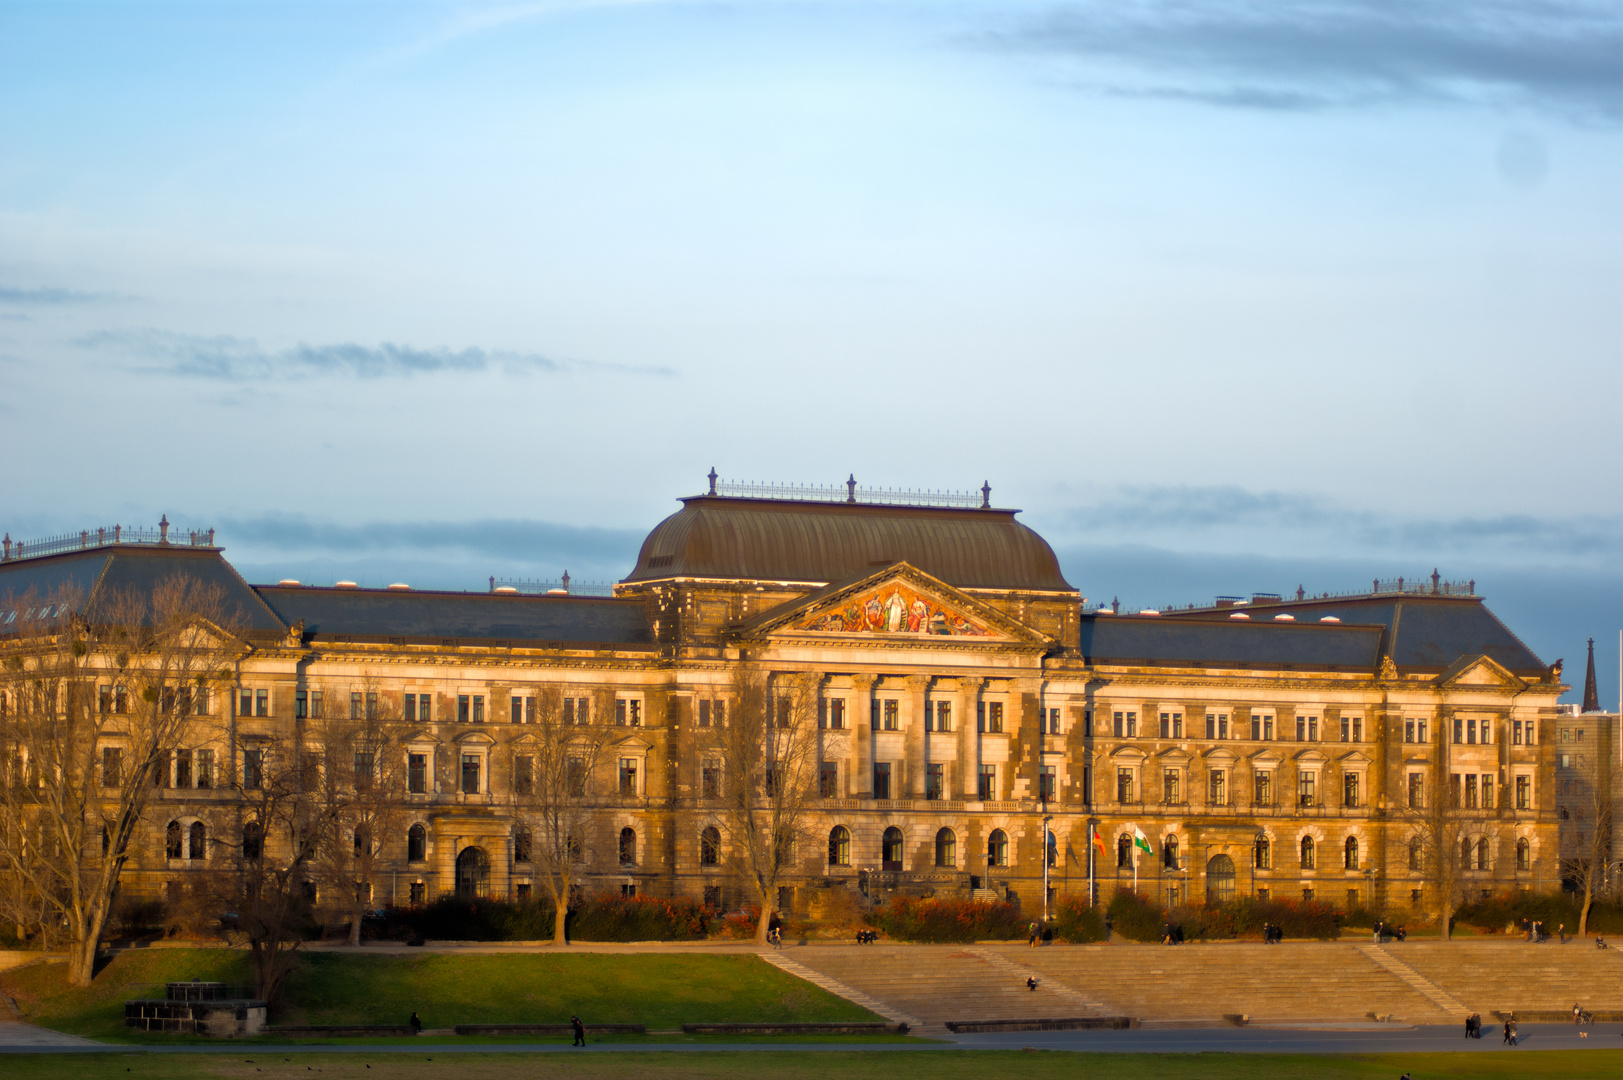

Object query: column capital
[850,673,877,691]
[904,674,930,692]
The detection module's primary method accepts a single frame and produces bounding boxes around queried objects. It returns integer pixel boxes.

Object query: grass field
[0,949,880,1041]
[1,1050,1622,1080]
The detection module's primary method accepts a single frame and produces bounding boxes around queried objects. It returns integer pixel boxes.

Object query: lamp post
[1042,813,1054,924]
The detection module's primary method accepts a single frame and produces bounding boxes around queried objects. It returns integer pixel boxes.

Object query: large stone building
[0,482,1570,917]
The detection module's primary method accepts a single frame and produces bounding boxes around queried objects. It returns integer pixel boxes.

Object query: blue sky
[1,1,1619,702]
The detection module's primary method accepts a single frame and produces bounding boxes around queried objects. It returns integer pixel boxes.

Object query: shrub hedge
[1454,892,1623,935]
[864,897,1026,943]
[373,893,712,942]
[1106,892,1344,940]
[1050,894,1107,943]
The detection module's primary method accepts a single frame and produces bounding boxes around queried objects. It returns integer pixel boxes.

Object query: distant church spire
[1582,636,1600,714]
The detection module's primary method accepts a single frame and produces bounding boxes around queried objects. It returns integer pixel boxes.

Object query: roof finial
[159,514,169,543]
[1111,596,1119,615]
[2,534,9,560]
[1296,584,1305,601]
[489,575,495,592]
[1431,568,1441,594]
[846,474,857,503]
[707,467,718,496]
[1582,636,1600,714]
[981,481,991,509]
[562,570,571,594]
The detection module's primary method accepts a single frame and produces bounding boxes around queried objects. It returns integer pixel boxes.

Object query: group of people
[1463,1013,1520,1045]
[1159,922,1186,945]
[854,929,880,944]
[1261,923,1283,944]
[1518,918,1567,942]
[1371,921,1407,943]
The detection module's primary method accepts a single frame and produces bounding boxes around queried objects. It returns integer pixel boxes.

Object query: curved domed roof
[623,496,1075,593]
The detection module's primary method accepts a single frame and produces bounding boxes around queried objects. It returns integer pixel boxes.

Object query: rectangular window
[243,749,263,790]
[460,754,480,794]
[1254,770,1272,806]
[1417,719,1428,743]
[1161,712,1172,738]
[511,696,523,724]
[196,749,214,789]
[1117,767,1135,803]
[699,699,712,727]
[619,758,638,795]
[1206,714,1228,739]
[873,762,892,799]
[366,692,377,720]
[616,698,640,726]
[175,749,192,789]
[1082,764,1092,804]
[1263,716,1273,740]
[1298,771,1316,807]
[986,701,1004,734]
[1341,716,1351,742]
[829,698,845,729]
[1209,769,1227,806]
[255,689,269,717]
[926,763,945,800]
[1251,715,1261,740]
[1481,719,1492,744]
[408,753,428,794]
[101,747,123,788]
[1515,775,1530,809]
[1043,707,1060,735]
[1126,710,1137,737]
[351,692,363,720]
[882,700,899,731]
[1468,717,1479,744]
[115,686,128,714]
[1163,768,1181,804]
[1456,717,1466,743]
[403,693,415,722]
[353,750,374,786]
[1480,773,1494,809]
[1512,719,1523,745]
[295,690,308,720]
[98,685,112,714]
[1408,773,1424,808]
[819,762,839,798]
[1464,774,1478,808]
[1343,772,1359,808]
[702,762,722,797]
[1114,711,1124,737]
[409,882,426,905]
[459,695,471,722]
[1405,719,1415,743]
[1038,764,1056,802]
[977,764,995,800]
[472,695,485,723]
[936,701,953,732]
[239,689,252,717]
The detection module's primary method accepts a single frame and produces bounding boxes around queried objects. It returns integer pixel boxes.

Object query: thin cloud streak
[77,329,676,380]
[991,0,1623,120]
[0,285,133,304]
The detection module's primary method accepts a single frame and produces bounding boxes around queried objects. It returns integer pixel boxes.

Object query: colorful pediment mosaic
[793,583,991,637]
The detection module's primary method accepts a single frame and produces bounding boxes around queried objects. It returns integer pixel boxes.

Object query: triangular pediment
[1436,654,1524,690]
[743,562,1050,646]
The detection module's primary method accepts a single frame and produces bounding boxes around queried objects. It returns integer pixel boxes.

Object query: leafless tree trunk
[506,688,612,945]
[306,677,411,946]
[0,578,241,987]
[1566,744,1615,937]
[705,669,824,945]
[1400,769,1467,942]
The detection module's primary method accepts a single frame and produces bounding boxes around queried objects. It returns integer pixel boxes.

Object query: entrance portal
[456,846,490,898]
[1206,853,1236,903]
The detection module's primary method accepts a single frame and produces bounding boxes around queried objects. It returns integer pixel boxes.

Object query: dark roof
[623,496,1075,593]
[0,546,286,635]
[1164,596,1546,676]
[1079,614,1383,671]
[253,585,652,646]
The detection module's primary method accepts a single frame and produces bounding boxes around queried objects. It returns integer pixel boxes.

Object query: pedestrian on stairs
[571,1015,586,1047]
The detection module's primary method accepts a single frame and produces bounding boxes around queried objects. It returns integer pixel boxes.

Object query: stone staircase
[780,946,1111,1032]
[1378,940,1623,1017]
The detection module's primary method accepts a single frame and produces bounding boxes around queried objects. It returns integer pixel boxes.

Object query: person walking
[1028,922,1040,948]
[1573,1002,1583,1027]
[409,1011,422,1036]
[571,1015,586,1047]
[1558,922,1567,944]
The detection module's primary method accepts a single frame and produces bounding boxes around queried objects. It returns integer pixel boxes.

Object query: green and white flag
[1132,826,1153,857]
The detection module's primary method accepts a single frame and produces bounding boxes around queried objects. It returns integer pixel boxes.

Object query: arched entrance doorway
[1206,853,1236,903]
[456,846,490,899]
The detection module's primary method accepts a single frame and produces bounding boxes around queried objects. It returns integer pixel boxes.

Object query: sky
[1,1,1619,704]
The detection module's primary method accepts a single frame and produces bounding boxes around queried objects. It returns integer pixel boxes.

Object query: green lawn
[0,1051,1621,1080]
[0,949,879,1042]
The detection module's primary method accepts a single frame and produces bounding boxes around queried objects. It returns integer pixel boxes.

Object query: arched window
[407,823,426,862]
[1163,835,1179,870]
[455,846,490,899]
[1299,836,1315,869]
[1344,836,1359,870]
[619,827,637,865]
[700,826,721,866]
[242,821,263,861]
[1461,837,1473,865]
[934,828,956,868]
[1409,836,1424,872]
[1206,853,1236,902]
[354,825,370,858]
[165,820,182,859]
[1476,838,1490,871]
[989,829,1009,868]
[882,827,904,871]
[829,825,850,866]
[514,825,532,863]
[1253,836,1270,869]
[1116,835,1131,868]
[189,821,206,861]
[1515,837,1530,870]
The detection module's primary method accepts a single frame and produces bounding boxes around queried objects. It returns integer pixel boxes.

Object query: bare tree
[1564,743,1616,937]
[208,729,317,1003]
[705,668,824,945]
[1399,769,1468,942]
[506,687,613,945]
[307,677,411,945]
[0,578,240,987]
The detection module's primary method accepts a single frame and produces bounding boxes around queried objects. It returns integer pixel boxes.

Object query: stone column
[851,674,875,798]
[958,677,982,799]
[904,675,929,797]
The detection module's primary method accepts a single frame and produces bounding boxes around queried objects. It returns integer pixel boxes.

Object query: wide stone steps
[1377,941,1623,1015]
